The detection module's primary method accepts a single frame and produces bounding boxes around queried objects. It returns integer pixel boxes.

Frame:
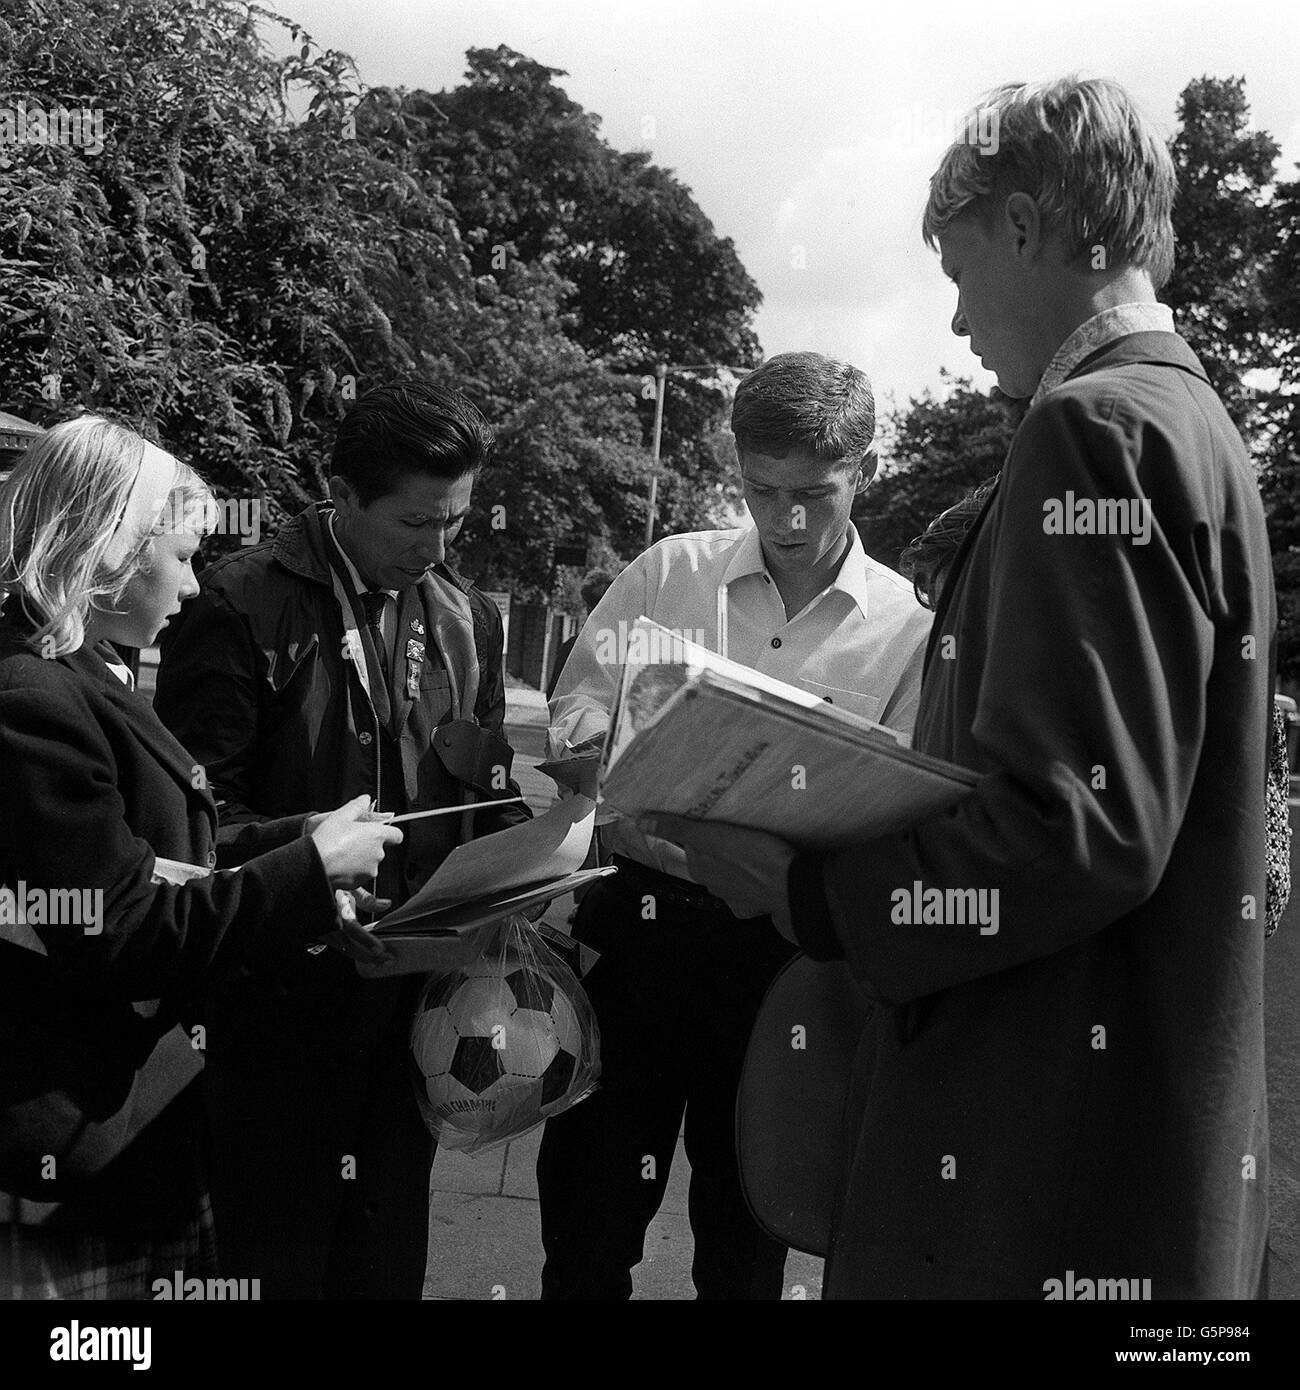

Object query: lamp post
[643,361,747,547]
[644,364,668,547]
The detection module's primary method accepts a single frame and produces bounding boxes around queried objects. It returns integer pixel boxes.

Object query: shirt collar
[95,642,136,690]
[1031,301,1176,408]
[326,512,397,600]
[721,524,873,619]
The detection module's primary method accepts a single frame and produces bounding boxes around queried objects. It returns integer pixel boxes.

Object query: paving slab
[430,1140,507,1197]
[501,1126,542,1200]
[424,1192,542,1301]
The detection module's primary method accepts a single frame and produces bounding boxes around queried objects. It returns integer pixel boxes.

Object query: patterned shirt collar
[1031,301,1176,407]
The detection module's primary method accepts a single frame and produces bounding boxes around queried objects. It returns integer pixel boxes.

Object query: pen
[383,796,526,824]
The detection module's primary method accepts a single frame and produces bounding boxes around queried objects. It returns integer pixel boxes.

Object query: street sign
[483,591,511,655]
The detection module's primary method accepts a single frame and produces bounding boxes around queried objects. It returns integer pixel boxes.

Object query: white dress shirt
[549,524,934,879]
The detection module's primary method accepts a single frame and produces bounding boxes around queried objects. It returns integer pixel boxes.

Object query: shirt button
[771,637,782,649]
[358,731,373,746]
[824,695,833,703]
[206,850,217,868]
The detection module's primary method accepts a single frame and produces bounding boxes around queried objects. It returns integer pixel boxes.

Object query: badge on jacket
[405,639,425,700]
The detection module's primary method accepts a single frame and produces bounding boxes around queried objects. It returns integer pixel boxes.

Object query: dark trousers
[202,964,433,1299]
[537,859,797,1299]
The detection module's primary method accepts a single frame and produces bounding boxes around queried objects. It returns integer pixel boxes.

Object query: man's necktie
[360,590,389,686]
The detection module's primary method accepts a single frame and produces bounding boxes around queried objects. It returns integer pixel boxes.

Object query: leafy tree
[0,0,487,528]
[0,4,657,597]
[435,258,651,600]
[377,46,764,538]
[1260,173,1300,680]
[1163,76,1280,434]
[853,374,1018,569]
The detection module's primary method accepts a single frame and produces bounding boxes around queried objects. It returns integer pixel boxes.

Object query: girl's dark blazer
[0,612,336,1230]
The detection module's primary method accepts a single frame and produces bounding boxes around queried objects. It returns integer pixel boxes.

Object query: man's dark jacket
[793,333,1274,1300]
[153,501,527,1297]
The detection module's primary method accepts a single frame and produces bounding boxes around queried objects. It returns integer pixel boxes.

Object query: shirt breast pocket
[418,666,452,720]
[797,679,883,725]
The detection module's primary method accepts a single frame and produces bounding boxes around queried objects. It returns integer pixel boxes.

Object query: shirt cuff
[787,850,844,960]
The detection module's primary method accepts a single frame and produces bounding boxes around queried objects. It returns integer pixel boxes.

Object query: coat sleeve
[215,813,312,867]
[0,681,338,1003]
[154,583,269,837]
[806,390,1218,1004]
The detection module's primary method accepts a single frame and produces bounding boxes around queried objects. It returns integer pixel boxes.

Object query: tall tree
[378,46,764,539]
[0,4,654,595]
[853,375,1018,569]
[0,0,473,525]
[1163,76,1279,434]
[1259,172,1300,680]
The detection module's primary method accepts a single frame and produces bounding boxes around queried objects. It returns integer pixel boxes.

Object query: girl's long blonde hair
[0,415,213,656]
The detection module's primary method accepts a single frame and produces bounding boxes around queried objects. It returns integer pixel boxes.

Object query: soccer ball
[411,956,583,1146]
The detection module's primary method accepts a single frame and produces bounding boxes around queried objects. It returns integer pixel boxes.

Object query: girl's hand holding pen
[309,794,402,890]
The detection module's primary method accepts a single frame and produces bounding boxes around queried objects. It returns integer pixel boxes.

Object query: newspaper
[598,618,976,849]
[355,794,612,976]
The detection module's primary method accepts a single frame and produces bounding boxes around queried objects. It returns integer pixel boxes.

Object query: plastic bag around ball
[409,913,600,1155]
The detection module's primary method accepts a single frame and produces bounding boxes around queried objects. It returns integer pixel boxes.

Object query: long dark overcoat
[798,333,1273,1300]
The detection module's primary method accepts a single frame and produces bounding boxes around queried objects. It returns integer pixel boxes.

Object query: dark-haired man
[537,351,933,1299]
[155,380,529,1299]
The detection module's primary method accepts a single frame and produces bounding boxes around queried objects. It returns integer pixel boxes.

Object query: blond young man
[663,78,1275,1300]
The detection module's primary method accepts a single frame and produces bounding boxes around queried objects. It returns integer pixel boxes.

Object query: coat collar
[922,328,1210,681]
[0,619,221,834]
[1031,302,1177,406]
[270,502,479,727]
[1052,328,1210,391]
[720,524,875,621]
[63,642,218,823]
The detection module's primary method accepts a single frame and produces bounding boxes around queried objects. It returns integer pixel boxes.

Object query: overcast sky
[268,0,1300,419]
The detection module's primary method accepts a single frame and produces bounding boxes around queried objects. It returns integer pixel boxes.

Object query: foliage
[380,45,764,537]
[853,375,1017,569]
[0,8,717,597]
[1163,76,1280,435]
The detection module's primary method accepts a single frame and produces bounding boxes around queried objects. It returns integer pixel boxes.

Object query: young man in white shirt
[537,351,933,1299]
